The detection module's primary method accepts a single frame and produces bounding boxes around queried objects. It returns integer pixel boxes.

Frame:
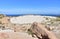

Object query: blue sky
[0,0,60,15]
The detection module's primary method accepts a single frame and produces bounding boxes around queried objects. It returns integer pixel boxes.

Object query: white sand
[10,15,56,24]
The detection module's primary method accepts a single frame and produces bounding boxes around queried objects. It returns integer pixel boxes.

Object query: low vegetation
[27,29,33,36]
[55,17,60,21]
[0,14,6,19]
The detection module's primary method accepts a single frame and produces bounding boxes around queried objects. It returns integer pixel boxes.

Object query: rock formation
[29,22,58,39]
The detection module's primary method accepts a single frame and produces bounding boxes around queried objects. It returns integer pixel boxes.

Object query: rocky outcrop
[30,22,58,39]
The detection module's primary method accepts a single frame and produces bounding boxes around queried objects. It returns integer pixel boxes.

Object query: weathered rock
[30,22,58,39]
[45,26,55,31]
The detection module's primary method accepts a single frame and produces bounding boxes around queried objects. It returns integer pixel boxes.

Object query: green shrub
[0,14,5,19]
[56,17,60,21]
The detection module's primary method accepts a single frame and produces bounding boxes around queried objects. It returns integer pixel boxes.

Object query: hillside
[0,14,60,39]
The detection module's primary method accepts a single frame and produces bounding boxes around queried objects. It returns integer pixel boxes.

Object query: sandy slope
[10,15,56,24]
[0,32,38,39]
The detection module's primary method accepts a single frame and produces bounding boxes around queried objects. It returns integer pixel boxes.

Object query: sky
[0,0,60,15]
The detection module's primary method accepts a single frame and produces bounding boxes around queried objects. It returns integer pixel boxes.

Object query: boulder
[30,22,57,39]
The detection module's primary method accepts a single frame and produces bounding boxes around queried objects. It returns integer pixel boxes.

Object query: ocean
[6,14,60,17]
